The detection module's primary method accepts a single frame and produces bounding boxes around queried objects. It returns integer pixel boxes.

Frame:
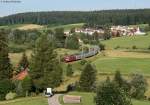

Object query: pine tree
[22,76,32,97]
[30,34,63,91]
[0,29,12,80]
[18,52,29,72]
[95,77,132,105]
[113,71,130,93]
[66,64,73,77]
[79,63,97,92]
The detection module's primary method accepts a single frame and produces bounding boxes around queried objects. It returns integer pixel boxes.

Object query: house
[13,69,29,80]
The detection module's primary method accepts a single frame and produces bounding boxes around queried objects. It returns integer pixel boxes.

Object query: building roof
[13,69,28,80]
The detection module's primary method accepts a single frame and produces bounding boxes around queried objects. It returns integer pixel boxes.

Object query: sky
[0,0,150,17]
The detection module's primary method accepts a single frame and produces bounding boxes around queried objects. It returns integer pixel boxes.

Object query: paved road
[48,94,62,105]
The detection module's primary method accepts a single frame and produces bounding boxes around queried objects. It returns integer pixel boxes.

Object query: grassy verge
[0,96,48,105]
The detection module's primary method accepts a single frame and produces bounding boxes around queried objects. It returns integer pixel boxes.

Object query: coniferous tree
[0,29,13,100]
[79,63,97,92]
[0,29,12,80]
[95,77,132,105]
[18,52,29,72]
[113,71,130,93]
[130,74,148,99]
[66,64,73,77]
[30,34,63,91]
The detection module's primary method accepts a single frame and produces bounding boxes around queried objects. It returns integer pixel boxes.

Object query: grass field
[60,92,150,105]
[0,97,48,105]
[93,57,150,75]
[102,32,150,49]
[48,23,84,31]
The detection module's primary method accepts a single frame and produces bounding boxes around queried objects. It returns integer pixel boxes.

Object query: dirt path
[48,94,62,105]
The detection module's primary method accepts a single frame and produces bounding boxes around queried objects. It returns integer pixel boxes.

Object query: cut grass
[93,57,150,76]
[0,96,48,105]
[102,32,150,49]
[60,92,150,105]
[49,23,84,31]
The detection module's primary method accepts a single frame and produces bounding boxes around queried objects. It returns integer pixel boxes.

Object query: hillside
[0,9,150,26]
[102,32,150,49]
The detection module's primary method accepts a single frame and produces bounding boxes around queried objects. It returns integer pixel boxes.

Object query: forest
[0,9,150,26]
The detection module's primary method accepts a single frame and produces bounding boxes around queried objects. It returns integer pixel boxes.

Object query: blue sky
[0,0,150,17]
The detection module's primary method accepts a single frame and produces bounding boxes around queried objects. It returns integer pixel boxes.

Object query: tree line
[0,9,150,26]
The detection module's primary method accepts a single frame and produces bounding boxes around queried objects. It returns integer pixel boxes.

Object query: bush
[83,39,89,44]
[132,45,137,49]
[130,74,148,99]
[99,43,105,51]
[148,45,150,50]
[80,60,87,65]
[9,46,26,53]
[0,80,15,100]
[5,92,17,100]
[114,45,120,49]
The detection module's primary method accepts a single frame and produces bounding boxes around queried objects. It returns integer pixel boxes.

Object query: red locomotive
[64,46,100,62]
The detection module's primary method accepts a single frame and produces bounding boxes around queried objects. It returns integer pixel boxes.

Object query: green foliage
[0,29,13,80]
[17,52,29,72]
[130,74,148,99]
[70,27,75,33]
[79,63,97,92]
[0,79,14,100]
[98,43,105,51]
[30,34,63,91]
[1,9,150,26]
[66,64,73,77]
[65,34,80,49]
[22,77,32,97]
[95,77,132,105]
[132,45,137,49]
[5,92,17,100]
[80,59,87,65]
[113,71,130,93]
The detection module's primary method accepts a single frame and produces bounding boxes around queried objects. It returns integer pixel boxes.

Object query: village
[65,25,146,37]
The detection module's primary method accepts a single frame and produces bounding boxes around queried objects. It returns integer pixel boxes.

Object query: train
[64,46,100,62]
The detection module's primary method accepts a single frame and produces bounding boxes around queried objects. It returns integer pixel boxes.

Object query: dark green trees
[66,64,73,77]
[65,34,80,49]
[18,52,29,72]
[130,74,148,99]
[0,29,13,100]
[79,63,97,92]
[0,29,12,80]
[95,77,132,105]
[30,34,63,91]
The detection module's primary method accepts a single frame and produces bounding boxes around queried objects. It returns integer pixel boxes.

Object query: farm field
[48,23,84,31]
[102,32,150,49]
[93,57,150,75]
[0,97,48,105]
[60,92,150,105]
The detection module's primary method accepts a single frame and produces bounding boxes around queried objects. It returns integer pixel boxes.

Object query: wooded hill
[0,9,150,26]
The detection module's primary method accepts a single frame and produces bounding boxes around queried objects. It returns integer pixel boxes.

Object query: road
[48,94,62,105]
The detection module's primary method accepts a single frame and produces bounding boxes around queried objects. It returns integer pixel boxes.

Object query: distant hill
[0,9,150,26]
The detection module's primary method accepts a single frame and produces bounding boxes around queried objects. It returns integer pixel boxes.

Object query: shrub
[5,92,17,100]
[0,80,15,100]
[114,45,120,49]
[148,45,150,50]
[99,43,105,51]
[83,39,89,44]
[66,64,73,77]
[132,45,137,49]
[130,74,148,99]
[80,60,87,65]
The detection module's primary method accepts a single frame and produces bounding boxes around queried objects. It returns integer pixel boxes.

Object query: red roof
[13,69,28,80]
